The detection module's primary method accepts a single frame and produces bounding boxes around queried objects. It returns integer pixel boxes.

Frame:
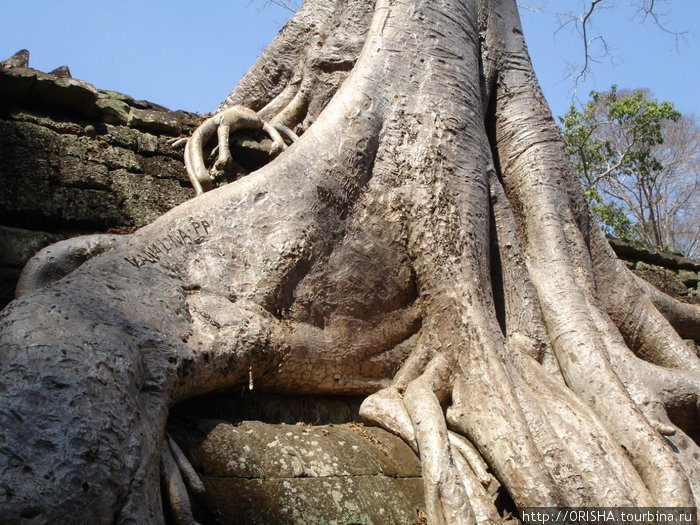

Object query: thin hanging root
[161,437,200,525]
[261,122,287,155]
[257,68,303,122]
[168,137,189,148]
[183,105,294,195]
[641,401,679,437]
[274,123,300,143]
[270,76,311,130]
[447,432,491,489]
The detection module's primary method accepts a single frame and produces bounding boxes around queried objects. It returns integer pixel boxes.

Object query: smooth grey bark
[1,0,699,523]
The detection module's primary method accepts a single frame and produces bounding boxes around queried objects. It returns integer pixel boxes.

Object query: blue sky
[519,0,700,120]
[1,1,698,122]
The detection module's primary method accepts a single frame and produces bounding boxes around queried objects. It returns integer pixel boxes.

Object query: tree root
[2,1,699,523]
[362,355,501,525]
[159,435,206,525]
[180,2,374,197]
[486,0,698,507]
[15,234,130,298]
[633,271,700,341]
[183,106,290,195]
[161,436,200,525]
[404,367,474,525]
[167,435,205,497]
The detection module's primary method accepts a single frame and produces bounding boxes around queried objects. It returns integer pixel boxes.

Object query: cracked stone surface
[173,419,425,524]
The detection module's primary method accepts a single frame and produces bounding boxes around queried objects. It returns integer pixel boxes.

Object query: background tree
[653,113,700,257]
[560,86,700,256]
[1,0,699,524]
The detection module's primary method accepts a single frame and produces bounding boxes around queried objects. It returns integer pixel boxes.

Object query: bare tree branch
[552,0,616,95]
[255,0,300,13]
[633,0,689,53]
[522,0,691,101]
[578,0,603,81]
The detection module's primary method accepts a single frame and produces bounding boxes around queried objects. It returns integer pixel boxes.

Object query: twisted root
[183,106,293,195]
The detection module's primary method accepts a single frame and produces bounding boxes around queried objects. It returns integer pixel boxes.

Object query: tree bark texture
[1,0,699,523]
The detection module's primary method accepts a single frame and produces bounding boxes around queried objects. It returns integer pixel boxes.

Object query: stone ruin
[1,49,698,523]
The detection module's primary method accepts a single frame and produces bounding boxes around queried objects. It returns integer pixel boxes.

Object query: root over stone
[0,0,698,523]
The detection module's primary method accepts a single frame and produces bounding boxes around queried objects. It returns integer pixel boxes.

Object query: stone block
[128,107,184,136]
[175,420,425,524]
[95,97,131,125]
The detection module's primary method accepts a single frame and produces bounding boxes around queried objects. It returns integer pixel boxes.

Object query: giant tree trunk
[1,0,699,523]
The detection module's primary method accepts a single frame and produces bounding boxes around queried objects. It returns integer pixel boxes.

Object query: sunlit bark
[1,0,698,522]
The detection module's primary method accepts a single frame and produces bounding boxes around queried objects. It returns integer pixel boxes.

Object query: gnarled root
[404,356,500,525]
[179,0,375,197]
[361,356,501,525]
[183,106,291,195]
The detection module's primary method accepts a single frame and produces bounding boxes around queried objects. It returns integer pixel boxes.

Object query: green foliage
[559,86,681,246]
[590,199,640,242]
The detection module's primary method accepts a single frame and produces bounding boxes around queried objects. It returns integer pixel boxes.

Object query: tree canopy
[560,86,700,256]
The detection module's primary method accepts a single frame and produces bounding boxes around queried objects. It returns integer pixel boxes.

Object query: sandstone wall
[1,51,280,309]
[0,51,198,307]
[609,238,700,306]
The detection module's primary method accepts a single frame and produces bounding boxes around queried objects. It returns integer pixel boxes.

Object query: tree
[652,112,700,257]
[1,0,700,523]
[560,86,700,256]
